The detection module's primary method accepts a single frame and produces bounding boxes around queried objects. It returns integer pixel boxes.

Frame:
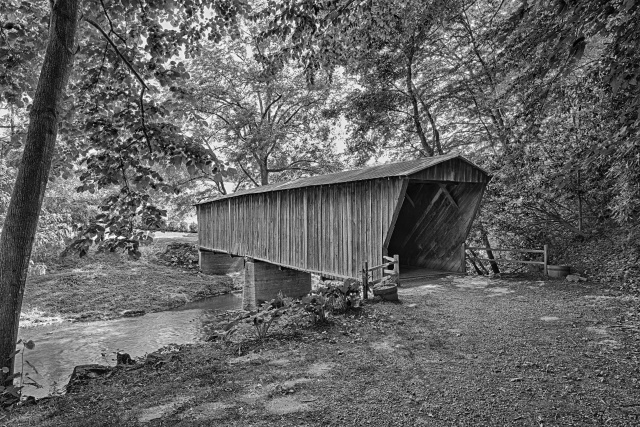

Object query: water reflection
[16,293,242,398]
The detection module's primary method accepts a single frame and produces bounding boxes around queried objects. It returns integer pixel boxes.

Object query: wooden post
[461,242,466,273]
[393,254,400,287]
[543,244,548,277]
[362,261,369,300]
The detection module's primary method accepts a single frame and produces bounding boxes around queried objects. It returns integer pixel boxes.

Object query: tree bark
[469,248,490,275]
[0,0,81,386]
[479,224,500,274]
[259,160,269,185]
[405,54,433,157]
[421,101,443,155]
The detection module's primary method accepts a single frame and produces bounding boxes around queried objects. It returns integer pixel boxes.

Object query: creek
[15,293,243,399]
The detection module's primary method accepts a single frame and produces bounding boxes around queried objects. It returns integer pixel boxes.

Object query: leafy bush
[248,293,293,339]
[300,293,331,324]
[320,279,362,313]
[301,280,362,323]
[210,282,363,344]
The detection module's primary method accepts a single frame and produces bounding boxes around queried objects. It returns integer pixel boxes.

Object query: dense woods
[1,0,639,386]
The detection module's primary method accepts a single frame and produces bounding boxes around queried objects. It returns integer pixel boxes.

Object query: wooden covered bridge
[196,153,490,306]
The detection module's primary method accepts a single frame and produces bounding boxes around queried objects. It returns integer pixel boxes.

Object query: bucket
[373,285,399,301]
[547,265,571,278]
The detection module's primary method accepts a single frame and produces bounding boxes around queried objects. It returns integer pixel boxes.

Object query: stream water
[15,293,243,399]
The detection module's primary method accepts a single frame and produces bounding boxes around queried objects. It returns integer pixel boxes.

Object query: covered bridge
[196,153,490,304]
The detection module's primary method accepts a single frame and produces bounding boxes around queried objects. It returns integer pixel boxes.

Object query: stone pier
[199,250,244,275]
[243,259,312,310]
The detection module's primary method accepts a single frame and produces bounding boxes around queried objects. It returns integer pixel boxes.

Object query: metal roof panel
[196,153,486,204]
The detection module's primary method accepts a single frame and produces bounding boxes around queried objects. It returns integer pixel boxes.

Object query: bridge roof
[197,153,489,204]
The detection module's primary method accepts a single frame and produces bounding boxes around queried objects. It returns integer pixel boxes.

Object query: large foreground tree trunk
[0,0,81,386]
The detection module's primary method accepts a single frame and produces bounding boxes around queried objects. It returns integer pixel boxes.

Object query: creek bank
[15,292,244,399]
[20,247,233,326]
[7,275,640,426]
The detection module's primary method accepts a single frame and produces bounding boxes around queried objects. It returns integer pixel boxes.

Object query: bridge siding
[198,178,404,280]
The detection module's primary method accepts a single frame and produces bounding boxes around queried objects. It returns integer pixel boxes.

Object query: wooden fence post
[543,245,548,277]
[362,261,369,300]
[393,254,400,287]
[461,242,466,273]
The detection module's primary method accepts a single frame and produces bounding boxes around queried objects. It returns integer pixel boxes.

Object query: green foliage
[311,280,361,317]
[2,0,254,261]
[300,293,330,324]
[491,0,640,226]
[180,28,344,188]
[244,293,294,340]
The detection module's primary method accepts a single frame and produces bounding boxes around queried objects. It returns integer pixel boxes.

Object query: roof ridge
[196,152,481,204]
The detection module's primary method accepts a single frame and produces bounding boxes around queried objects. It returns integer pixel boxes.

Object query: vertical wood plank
[304,190,308,270]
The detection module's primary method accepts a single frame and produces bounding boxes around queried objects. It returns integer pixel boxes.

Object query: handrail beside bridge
[361,255,400,299]
[463,243,548,276]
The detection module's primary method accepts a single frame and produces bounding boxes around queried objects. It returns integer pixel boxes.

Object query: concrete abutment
[243,259,311,310]
[199,250,244,275]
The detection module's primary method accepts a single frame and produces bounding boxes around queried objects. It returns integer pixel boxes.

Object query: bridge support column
[199,250,244,275]
[243,259,311,310]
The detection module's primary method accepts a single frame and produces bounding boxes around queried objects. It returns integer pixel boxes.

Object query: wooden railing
[464,243,548,275]
[361,255,399,299]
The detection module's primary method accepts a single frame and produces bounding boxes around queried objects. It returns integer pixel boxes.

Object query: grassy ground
[20,233,232,326]
[5,274,640,426]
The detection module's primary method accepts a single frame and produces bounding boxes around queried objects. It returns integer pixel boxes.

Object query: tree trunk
[479,224,500,274]
[0,0,81,386]
[469,248,490,275]
[405,54,433,157]
[422,102,442,155]
[467,251,484,275]
[259,161,269,186]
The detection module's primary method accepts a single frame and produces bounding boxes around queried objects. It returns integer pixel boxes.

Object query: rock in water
[122,309,146,317]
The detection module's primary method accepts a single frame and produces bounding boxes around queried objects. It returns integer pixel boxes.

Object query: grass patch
[21,238,232,324]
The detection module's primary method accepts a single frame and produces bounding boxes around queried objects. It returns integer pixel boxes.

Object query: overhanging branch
[85,18,149,90]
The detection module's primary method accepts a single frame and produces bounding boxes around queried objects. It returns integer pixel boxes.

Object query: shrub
[210,283,363,343]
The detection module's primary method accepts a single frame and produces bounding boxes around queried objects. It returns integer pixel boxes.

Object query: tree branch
[267,159,314,173]
[139,87,152,153]
[85,18,149,90]
[99,0,127,46]
[261,93,283,121]
[238,162,259,187]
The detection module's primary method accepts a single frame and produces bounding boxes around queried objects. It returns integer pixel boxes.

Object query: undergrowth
[212,280,363,345]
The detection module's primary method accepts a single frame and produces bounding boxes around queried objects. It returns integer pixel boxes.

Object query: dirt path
[7,276,640,426]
